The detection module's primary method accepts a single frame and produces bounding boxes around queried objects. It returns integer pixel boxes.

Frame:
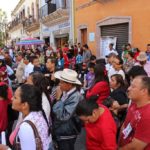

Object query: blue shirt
[76,54,83,64]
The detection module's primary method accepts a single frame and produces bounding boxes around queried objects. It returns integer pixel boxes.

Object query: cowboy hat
[54,68,81,85]
[137,52,147,61]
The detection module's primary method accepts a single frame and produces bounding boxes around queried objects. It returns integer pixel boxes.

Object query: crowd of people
[0,42,150,150]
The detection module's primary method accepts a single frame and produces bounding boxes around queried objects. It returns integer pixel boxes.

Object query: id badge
[122,123,132,139]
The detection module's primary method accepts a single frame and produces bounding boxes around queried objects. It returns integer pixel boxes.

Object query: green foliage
[0,9,7,45]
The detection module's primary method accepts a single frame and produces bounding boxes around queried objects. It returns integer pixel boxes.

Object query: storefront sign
[58,22,70,29]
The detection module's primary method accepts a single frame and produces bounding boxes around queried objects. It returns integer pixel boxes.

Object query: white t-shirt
[23,63,34,79]
[108,67,125,80]
[105,49,118,57]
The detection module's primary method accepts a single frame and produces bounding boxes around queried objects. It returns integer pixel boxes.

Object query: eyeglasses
[112,61,120,65]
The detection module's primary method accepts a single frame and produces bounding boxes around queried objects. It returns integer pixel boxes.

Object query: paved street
[75,128,86,150]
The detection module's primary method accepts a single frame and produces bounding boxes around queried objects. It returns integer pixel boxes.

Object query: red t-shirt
[119,102,150,150]
[63,53,69,68]
[85,104,117,150]
[86,81,110,104]
[0,82,12,132]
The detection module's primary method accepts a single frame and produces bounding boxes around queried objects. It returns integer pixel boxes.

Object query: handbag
[13,120,43,150]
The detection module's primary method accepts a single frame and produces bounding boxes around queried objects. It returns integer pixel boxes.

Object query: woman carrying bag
[0,84,52,150]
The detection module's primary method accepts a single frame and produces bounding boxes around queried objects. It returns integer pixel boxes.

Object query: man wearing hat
[52,68,83,150]
[135,52,150,77]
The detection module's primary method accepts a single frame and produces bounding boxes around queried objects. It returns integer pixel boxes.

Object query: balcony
[23,17,40,33]
[39,2,69,27]
[8,19,23,32]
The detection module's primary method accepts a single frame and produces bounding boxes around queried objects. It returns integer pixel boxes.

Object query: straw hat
[137,52,147,61]
[54,68,81,85]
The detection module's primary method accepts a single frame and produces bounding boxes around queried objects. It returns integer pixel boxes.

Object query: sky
[0,0,20,21]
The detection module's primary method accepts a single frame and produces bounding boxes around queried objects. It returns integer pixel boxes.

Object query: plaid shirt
[76,54,83,64]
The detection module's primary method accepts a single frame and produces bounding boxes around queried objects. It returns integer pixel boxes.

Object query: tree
[0,9,7,47]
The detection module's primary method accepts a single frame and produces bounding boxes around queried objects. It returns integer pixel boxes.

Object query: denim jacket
[52,88,83,140]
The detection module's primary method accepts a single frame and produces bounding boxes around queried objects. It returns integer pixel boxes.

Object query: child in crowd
[103,97,121,129]
[56,50,64,70]
[78,63,88,84]
[84,62,95,90]
[75,51,83,72]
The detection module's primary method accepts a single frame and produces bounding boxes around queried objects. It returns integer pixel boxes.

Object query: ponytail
[41,108,51,136]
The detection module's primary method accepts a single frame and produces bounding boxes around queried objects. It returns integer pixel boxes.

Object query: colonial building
[39,0,74,49]
[8,0,40,46]
[7,0,27,45]
[75,0,150,57]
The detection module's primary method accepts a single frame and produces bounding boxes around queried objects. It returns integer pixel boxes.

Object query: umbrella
[16,37,45,45]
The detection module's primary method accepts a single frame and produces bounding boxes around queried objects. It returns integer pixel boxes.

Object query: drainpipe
[71,0,75,44]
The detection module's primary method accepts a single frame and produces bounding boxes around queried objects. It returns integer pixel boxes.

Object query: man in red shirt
[119,76,150,150]
[76,96,117,150]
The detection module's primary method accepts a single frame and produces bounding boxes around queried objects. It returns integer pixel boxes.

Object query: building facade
[39,0,74,49]
[75,0,150,57]
[8,0,26,45]
[8,0,74,49]
[8,0,40,46]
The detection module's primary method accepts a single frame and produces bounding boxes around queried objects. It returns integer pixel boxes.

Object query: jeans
[48,142,55,150]
[57,138,76,150]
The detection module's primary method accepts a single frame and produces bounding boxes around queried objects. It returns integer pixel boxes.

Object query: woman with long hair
[26,72,51,121]
[0,82,12,133]
[110,74,128,105]
[86,64,110,104]
[0,84,51,150]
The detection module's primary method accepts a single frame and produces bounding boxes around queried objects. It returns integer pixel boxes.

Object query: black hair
[109,43,114,47]
[0,59,6,67]
[96,58,106,65]
[139,76,150,96]
[83,44,89,49]
[115,56,123,65]
[19,84,51,135]
[90,55,96,61]
[58,50,64,59]
[76,95,99,116]
[103,97,115,108]
[125,43,131,48]
[93,63,108,84]
[46,58,57,66]
[0,84,8,100]
[128,66,147,79]
[127,51,134,58]
[30,56,38,63]
[111,74,125,89]
[19,84,42,111]
[88,62,95,69]
[29,72,51,107]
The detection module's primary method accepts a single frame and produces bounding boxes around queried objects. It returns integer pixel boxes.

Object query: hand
[0,144,9,150]
[56,86,62,100]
